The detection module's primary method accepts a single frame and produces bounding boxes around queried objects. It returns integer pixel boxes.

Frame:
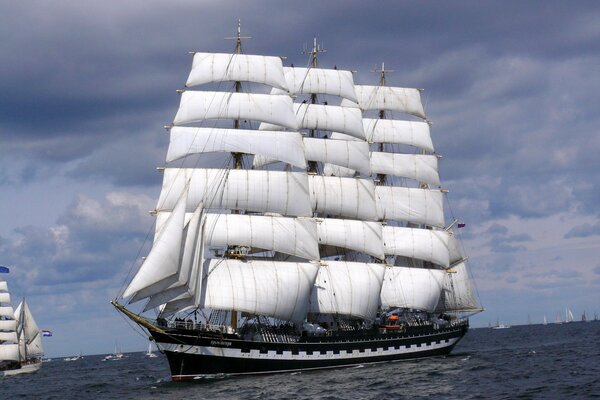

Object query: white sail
[272,67,358,101]
[363,119,434,151]
[203,213,320,260]
[123,191,188,299]
[197,259,319,322]
[309,176,378,221]
[173,91,298,130]
[140,205,205,310]
[448,234,465,265]
[0,306,15,319]
[293,103,366,139]
[0,331,18,342]
[14,300,43,356]
[0,344,20,361]
[186,52,288,90]
[370,153,440,186]
[303,137,370,174]
[309,261,385,321]
[0,292,10,304]
[0,320,17,331]
[261,103,366,140]
[341,85,426,119]
[317,218,384,259]
[438,262,479,312]
[375,186,445,227]
[27,334,43,356]
[166,127,306,168]
[380,267,445,311]
[130,203,204,304]
[157,169,312,217]
[383,226,450,267]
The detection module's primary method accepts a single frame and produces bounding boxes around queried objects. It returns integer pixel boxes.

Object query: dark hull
[150,322,468,380]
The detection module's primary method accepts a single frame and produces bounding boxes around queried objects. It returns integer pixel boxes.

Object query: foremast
[118,22,320,330]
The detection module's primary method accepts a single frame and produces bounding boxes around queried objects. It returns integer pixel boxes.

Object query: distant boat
[0,271,45,377]
[555,312,563,324]
[64,352,83,362]
[543,315,548,325]
[492,319,510,329]
[581,311,587,322]
[145,341,157,358]
[102,343,125,361]
[565,308,575,323]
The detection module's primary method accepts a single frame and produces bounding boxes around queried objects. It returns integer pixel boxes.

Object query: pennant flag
[42,330,53,337]
[0,266,9,273]
[457,223,466,228]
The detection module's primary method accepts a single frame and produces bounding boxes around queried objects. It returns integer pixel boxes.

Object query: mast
[225,19,251,169]
[303,37,326,174]
[372,62,392,186]
[18,298,26,362]
[225,20,251,330]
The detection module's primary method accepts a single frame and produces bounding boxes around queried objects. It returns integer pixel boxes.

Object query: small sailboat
[543,315,548,325]
[63,352,83,362]
[492,319,510,329]
[145,341,158,358]
[0,269,45,377]
[565,308,575,323]
[555,312,563,324]
[102,343,125,361]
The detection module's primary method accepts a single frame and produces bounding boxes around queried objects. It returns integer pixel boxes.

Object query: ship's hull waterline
[150,322,468,380]
[1,361,42,377]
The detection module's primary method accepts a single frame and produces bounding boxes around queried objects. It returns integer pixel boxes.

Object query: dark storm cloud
[2,1,600,213]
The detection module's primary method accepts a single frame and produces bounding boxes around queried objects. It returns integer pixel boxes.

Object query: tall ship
[0,267,44,377]
[114,23,482,380]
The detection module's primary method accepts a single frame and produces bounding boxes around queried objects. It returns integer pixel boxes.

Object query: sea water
[3,321,599,399]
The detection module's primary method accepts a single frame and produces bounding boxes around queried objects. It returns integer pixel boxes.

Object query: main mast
[225,20,251,330]
[226,19,251,169]
[304,37,326,174]
[373,62,393,186]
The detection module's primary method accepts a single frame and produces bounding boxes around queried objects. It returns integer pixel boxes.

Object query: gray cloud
[2,0,600,353]
[564,221,600,238]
